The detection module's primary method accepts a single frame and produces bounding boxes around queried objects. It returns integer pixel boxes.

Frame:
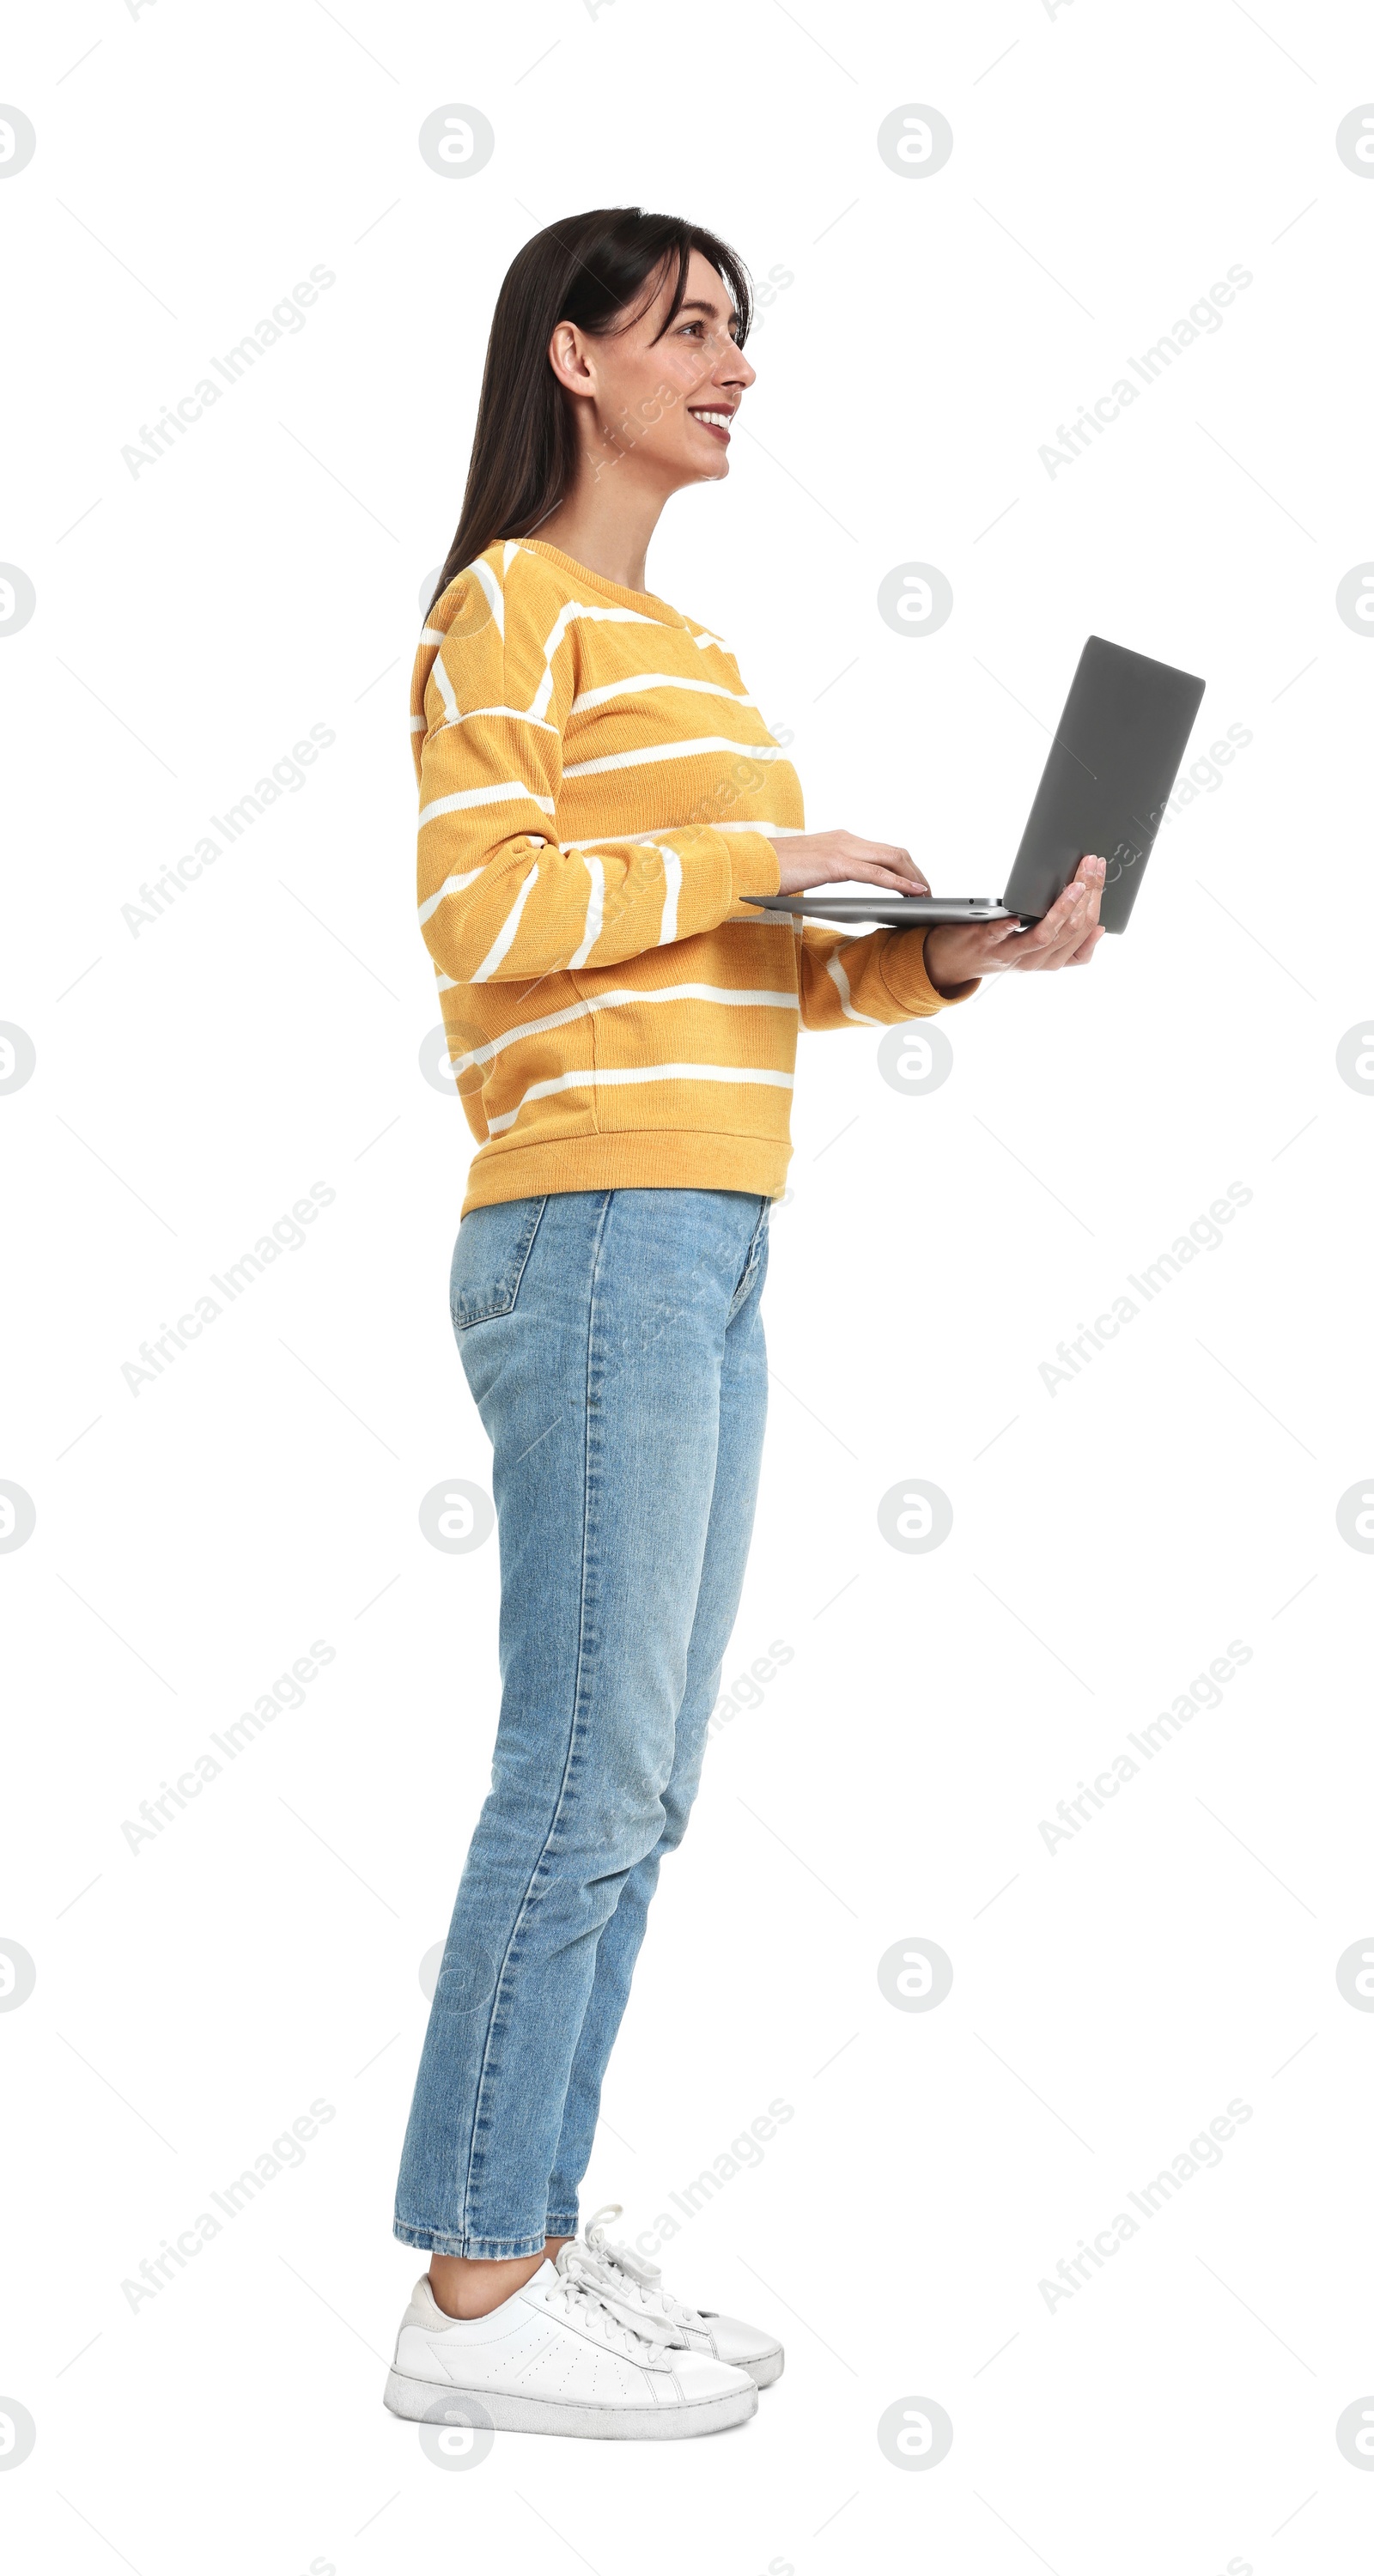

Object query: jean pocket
[449,1196,549,1332]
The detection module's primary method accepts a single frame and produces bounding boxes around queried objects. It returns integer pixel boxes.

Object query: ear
[548,320,597,401]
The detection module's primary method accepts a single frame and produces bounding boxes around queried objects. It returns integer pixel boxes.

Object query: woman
[386,206,1104,2442]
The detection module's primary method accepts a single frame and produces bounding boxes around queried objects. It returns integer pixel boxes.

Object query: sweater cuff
[880,928,981,1015]
[725,832,782,911]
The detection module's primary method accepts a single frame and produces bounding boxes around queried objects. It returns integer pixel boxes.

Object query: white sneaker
[383,2243,757,2440]
[578,2206,785,2390]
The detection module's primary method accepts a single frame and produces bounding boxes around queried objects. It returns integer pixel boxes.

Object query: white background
[3,2,1373,2569]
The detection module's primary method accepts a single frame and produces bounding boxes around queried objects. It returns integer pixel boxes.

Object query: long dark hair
[427,206,752,617]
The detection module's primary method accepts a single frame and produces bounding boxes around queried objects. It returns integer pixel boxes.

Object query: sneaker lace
[581,2203,705,2333]
[547,2239,684,2355]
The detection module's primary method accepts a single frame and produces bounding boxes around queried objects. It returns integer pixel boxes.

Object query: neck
[535,459,671,596]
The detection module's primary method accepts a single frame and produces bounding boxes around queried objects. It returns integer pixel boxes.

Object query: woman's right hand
[768,829,930,899]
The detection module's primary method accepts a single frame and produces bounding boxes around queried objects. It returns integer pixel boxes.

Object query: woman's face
[550,247,757,492]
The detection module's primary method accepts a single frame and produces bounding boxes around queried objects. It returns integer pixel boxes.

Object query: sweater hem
[459,1130,792,1214]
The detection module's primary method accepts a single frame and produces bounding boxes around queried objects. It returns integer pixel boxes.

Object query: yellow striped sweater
[413,538,973,1212]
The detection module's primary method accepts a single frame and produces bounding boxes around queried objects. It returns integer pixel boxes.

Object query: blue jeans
[394,1188,770,2257]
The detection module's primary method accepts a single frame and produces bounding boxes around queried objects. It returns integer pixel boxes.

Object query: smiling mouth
[688,407,735,441]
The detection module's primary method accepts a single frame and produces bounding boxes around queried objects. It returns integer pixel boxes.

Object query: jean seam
[455,1189,616,2243]
[726,1198,770,1322]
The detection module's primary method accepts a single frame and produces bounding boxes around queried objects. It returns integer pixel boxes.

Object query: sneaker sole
[383,2366,757,2441]
[745,2348,785,2391]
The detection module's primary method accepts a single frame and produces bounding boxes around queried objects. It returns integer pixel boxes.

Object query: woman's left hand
[923,854,1107,994]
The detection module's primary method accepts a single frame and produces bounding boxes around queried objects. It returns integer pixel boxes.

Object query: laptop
[743,635,1206,933]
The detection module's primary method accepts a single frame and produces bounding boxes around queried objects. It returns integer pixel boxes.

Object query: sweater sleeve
[415,572,781,986]
[797,924,980,1029]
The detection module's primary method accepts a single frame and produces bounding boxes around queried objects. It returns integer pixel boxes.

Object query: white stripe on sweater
[417,867,483,927]
[559,829,676,851]
[562,736,787,780]
[568,672,757,714]
[568,856,605,968]
[443,981,799,1075]
[714,819,803,835]
[658,849,683,945]
[470,866,540,982]
[435,705,558,735]
[556,821,803,849]
[469,554,504,639]
[487,1060,794,1134]
[824,952,882,1026]
[530,601,663,721]
[419,781,556,827]
[428,647,459,723]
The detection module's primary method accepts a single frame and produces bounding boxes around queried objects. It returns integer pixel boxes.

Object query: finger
[1055,854,1104,937]
[840,840,930,892]
[1001,859,1110,969]
[1018,927,1089,971]
[1051,866,1101,931]
[1034,880,1091,934]
[1043,859,1103,927]
[1030,911,1104,970]
[861,861,931,894]
[844,838,919,868]
[1079,854,1105,925]
[1015,893,1091,964]
[941,920,1027,974]
[846,860,933,896]
[1049,885,1093,934]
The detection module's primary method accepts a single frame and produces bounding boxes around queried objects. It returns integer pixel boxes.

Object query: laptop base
[743,894,1021,927]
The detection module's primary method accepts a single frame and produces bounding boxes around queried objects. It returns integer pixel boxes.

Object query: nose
[715,336,756,393]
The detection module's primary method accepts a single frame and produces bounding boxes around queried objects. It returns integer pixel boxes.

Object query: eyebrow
[673,297,739,327]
